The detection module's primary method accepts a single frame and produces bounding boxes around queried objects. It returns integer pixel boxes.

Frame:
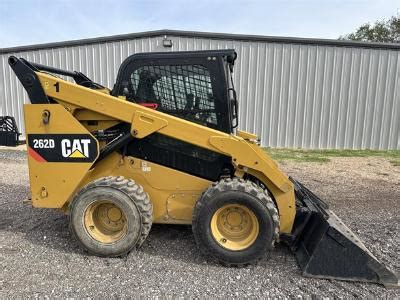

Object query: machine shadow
[0,182,294,267]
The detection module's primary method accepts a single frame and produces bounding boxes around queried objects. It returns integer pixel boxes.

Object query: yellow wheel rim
[210,204,259,251]
[84,201,127,244]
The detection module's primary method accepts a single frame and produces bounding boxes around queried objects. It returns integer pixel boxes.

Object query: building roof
[1,29,399,54]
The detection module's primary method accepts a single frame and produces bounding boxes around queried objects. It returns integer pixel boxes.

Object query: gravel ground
[0,149,399,298]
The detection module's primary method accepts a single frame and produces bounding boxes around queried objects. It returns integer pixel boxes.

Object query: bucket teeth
[288,178,399,288]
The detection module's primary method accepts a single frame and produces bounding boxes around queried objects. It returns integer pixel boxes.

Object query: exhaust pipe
[286,179,399,288]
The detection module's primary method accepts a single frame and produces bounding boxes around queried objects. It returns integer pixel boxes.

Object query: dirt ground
[0,149,399,298]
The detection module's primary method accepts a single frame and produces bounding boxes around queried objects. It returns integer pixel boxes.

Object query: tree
[340,16,400,43]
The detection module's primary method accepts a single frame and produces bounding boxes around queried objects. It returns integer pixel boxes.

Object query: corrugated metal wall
[1,35,399,149]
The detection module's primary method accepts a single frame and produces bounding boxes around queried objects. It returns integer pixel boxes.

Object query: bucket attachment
[286,178,399,288]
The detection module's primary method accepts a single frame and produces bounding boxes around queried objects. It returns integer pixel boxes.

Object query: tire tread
[69,176,152,256]
[192,177,279,266]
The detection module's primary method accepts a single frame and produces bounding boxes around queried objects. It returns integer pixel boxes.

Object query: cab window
[127,64,218,128]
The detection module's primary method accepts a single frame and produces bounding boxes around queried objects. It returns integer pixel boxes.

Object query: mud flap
[287,178,399,288]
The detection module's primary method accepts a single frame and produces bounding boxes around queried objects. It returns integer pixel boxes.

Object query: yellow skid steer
[8,50,398,287]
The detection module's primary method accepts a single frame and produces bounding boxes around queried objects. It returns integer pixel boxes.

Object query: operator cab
[112,50,238,134]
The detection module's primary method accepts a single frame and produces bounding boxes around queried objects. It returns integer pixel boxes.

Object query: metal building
[0,30,399,149]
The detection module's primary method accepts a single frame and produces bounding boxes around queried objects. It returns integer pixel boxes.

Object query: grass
[2,144,399,166]
[264,148,400,166]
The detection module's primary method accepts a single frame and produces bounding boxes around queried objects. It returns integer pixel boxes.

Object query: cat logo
[61,139,91,158]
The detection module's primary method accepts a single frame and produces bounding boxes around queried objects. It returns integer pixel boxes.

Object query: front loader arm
[37,73,289,186]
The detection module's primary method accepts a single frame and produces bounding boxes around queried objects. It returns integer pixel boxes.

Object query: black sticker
[27,134,98,163]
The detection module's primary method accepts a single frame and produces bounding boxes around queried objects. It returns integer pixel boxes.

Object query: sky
[0,0,399,48]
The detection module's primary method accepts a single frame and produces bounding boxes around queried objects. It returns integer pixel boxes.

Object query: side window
[129,65,218,127]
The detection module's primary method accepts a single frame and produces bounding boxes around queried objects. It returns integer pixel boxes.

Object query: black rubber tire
[192,178,279,266]
[69,176,152,257]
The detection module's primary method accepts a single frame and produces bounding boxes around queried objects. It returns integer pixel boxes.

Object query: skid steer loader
[8,50,398,287]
